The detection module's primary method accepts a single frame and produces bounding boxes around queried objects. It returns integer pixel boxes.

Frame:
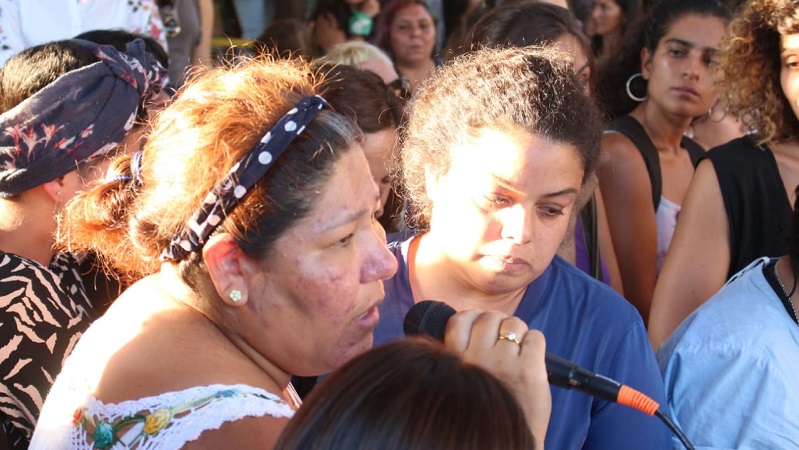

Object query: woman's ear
[203,233,251,307]
[40,176,65,203]
[641,47,653,80]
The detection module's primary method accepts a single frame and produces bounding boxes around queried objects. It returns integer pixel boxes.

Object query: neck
[0,191,57,265]
[158,264,292,391]
[397,59,435,90]
[409,234,525,315]
[632,102,694,151]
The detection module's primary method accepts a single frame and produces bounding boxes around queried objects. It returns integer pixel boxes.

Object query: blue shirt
[375,234,671,450]
[658,258,799,449]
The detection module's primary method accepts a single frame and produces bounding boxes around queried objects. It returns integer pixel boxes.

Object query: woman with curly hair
[373,45,671,449]
[649,0,799,348]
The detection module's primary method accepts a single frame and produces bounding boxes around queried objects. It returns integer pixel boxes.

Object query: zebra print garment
[0,252,96,449]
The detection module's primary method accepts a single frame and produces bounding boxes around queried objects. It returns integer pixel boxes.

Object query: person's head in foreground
[275,337,536,450]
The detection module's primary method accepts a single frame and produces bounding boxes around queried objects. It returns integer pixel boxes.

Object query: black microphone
[403,300,658,414]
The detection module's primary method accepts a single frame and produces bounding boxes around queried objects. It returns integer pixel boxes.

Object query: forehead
[553,33,588,64]
[661,14,726,48]
[782,33,799,52]
[299,145,376,231]
[393,4,433,22]
[445,127,579,178]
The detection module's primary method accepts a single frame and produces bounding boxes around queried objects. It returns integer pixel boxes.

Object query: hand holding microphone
[443,308,552,447]
[405,300,697,450]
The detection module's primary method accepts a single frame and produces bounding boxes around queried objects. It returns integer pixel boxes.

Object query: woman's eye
[539,206,564,217]
[483,195,511,208]
[703,55,719,68]
[338,233,355,246]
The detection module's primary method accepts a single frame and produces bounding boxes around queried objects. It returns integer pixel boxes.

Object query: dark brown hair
[0,40,96,114]
[275,338,536,450]
[317,63,405,134]
[402,45,603,231]
[464,1,594,89]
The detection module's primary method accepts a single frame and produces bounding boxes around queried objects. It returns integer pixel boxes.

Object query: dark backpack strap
[580,194,603,281]
[608,116,662,211]
[681,136,706,167]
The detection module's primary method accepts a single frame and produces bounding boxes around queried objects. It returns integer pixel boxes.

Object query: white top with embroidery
[29,286,296,449]
[30,384,294,449]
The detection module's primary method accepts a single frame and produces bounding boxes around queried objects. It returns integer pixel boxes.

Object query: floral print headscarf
[0,38,168,197]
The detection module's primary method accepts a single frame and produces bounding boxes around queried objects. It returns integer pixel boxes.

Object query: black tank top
[706,136,792,278]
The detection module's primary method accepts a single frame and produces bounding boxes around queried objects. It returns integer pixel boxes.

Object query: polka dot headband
[160,95,328,262]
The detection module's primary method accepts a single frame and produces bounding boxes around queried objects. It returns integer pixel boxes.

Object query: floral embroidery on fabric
[72,389,278,449]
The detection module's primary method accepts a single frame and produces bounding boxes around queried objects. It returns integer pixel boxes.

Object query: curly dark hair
[401,45,603,231]
[721,0,799,144]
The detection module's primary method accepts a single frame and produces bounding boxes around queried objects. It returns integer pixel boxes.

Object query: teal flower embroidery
[215,389,237,398]
[93,421,115,449]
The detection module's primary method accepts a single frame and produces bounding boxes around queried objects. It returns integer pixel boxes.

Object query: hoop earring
[625,73,647,102]
[708,99,728,123]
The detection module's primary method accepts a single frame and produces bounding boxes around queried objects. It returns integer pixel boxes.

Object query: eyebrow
[490,175,580,198]
[664,38,718,53]
[317,194,380,233]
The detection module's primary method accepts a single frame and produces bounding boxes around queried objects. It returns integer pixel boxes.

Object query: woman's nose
[361,225,398,283]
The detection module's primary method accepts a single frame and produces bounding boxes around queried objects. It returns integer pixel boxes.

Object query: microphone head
[403,300,457,341]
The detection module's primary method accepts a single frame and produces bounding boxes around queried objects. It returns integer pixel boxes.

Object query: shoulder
[705,135,765,162]
[659,258,790,359]
[601,130,642,160]
[545,257,643,327]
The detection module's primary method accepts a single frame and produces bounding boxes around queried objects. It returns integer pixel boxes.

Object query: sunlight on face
[425,127,584,295]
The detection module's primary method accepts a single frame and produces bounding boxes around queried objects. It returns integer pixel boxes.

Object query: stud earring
[228,289,242,303]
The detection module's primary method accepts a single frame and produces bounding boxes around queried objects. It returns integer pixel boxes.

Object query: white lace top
[28,295,297,449]
[30,384,294,449]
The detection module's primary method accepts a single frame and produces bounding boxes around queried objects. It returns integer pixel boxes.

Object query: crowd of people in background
[1,0,798,448]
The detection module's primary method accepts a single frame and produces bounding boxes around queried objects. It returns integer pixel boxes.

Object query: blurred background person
[317,63,406,231]
[589,0,642,65]
[319,40,402,85]
[253,18,315,60]
[375,0,440,93]
[160,0,214,88]
[310,0,381,56]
